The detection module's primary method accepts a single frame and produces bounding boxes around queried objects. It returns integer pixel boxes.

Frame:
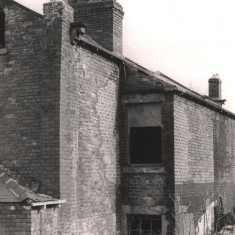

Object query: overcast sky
[15,0,235,112]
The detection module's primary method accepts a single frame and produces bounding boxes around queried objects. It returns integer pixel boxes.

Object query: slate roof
[0,168,55,204]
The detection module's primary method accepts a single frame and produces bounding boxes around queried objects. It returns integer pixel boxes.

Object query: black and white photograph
[1,0,235,234]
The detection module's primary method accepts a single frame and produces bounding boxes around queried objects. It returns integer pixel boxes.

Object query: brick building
[0,0,235,234]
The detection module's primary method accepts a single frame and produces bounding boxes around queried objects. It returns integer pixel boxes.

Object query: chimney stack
[208,74,226,106]
[68,0,124,55]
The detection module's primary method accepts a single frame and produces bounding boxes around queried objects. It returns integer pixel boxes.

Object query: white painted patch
[196,200,214,235]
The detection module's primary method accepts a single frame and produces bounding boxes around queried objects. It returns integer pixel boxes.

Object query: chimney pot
[208,74,226,106]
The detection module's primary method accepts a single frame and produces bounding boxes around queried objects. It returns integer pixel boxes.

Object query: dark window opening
[128,214,162,235]
[129,126,161,164]
[0,9,5,47]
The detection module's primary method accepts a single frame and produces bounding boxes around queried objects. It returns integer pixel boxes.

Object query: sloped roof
[0,169,55,204]
[74,33,235,119]
[3,1,235,118]
[76,34,202,95]
[2,0,43,18]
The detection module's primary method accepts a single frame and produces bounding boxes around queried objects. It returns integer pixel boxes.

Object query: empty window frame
[0,8,5,47]
[128,214,162,235]
[129,104,162,164]
[130,126,161,164]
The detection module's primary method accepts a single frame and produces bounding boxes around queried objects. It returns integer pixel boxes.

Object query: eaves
[73,34,235,120]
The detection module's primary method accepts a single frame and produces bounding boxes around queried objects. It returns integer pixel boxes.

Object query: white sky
[15,0,235,112]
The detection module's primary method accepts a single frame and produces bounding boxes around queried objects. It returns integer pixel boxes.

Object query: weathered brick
[174,95,235,233]
[2,0,235,234]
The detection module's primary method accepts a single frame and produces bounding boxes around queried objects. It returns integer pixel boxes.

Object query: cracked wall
[59,32,121,233]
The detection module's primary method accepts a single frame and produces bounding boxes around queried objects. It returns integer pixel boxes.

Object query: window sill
[123,166,165,174]
[0,47,8,55]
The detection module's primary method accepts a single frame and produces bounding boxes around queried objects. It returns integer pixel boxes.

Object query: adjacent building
[0,0,235,234]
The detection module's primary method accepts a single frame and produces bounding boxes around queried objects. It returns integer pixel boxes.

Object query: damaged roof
[0,168,56,204]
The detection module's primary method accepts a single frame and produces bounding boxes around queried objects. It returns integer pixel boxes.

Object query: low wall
[0,203,60,235]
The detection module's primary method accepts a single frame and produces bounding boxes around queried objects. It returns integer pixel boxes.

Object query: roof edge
[172,89,235,119]
[31,199,66,208]
[4,0,43,19]
[73,33,235,119]
[0,169,61,204]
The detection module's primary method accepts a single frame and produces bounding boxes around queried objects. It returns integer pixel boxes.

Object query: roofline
[0,169,60,204]
[172,89,235,120]
[123,88,235,119]
[74,34,235,119]
[77,34,126,63]
[5,0,43,19]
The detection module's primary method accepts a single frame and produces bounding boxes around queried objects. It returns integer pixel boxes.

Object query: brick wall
[69,0,124,54]
[213,111,235,212]
[174,95,214,186]
[0,1,44,183]
[31,207,60,235]
[122,173,166,207]
[5,1,235,235]
[0,1,123,233]
[121,94,175,235]
[119,64,176,234]
[59,12,122,233]
[0,1,63,197]
[0,203,31,235]
[0,203,60,235]
[174,94,235,233]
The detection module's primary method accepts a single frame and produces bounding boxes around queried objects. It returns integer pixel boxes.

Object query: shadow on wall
[214,197,235,234]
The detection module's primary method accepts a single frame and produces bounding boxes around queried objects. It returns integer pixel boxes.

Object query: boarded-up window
[0,9,5,47]
[129,104,162,164]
